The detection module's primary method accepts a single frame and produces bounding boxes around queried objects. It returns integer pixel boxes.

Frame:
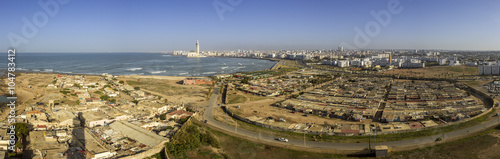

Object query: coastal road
[202,83,500,151]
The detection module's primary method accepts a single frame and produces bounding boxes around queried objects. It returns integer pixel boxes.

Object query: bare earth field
[118,75,210,107]
[223,89,366,126]
[0,73,57,121]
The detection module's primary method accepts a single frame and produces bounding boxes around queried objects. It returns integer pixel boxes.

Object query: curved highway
[203,83,500,151]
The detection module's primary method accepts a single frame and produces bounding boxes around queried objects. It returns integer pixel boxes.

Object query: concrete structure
[374,145,389,157]
[187,40,206,57]
[166,110,194,119]
[54,111,79,128]
[439,58,447,65]
[479,65,500,75]
[196,40,199,55]
[402,62,425,68]
[337,60,350,67]
[92,151,117,159]
[109,121,167,147]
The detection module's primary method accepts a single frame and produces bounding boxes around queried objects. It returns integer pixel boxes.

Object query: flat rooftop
[109,121,167,147]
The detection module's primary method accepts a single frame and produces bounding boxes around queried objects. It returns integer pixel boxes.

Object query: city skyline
[1,0,500,52]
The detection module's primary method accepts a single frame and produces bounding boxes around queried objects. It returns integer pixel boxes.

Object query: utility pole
[369,136,371,151]
[304,132,306,147]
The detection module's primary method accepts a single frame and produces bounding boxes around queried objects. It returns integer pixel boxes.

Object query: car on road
[279,118,286,122]
[276,138,288,142]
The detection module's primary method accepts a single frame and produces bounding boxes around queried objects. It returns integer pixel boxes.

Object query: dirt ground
[0,73,57,121]
[117,75,210,107]
[215,94,365,129]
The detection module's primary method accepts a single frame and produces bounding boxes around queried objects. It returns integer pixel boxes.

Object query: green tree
[110,99,116,103]
[160,113,167,120]
[241,78,250,84]
[100,95,109,101]
[13,123,29,150]
[132,100,139,105]
[134,87,140,90]
[119,80,124,84]
[180,118,188,123]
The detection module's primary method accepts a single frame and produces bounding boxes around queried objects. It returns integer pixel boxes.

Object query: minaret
[196,40,199,55]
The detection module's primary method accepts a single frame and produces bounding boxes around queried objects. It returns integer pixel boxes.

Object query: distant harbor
[0,53,277,76]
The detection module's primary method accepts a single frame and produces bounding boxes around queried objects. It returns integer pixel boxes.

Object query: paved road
[203,83,500,151]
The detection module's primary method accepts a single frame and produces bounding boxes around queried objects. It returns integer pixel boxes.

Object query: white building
[479,65,500,75]
[439,58,448,65]
[337,60,350,67]
[402,62,425,68]
[449,60,461,66]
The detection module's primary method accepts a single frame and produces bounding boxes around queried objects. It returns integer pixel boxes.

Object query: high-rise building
[187,40,205,57]
[389,52,392,66]
[196,40,199,55]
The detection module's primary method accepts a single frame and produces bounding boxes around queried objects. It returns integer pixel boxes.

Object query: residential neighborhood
[3,74,197,159]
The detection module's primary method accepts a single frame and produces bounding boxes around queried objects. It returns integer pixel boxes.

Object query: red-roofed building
[35,125,47,131]
[183,78,215,85]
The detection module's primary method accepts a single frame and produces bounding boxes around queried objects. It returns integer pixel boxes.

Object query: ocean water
[0,53,277,76]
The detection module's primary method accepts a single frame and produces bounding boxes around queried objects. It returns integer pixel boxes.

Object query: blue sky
[1,0,499,52]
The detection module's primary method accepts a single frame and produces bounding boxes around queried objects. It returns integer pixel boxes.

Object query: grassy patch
[390,128,500,159]
[165,120,222,159]
[193,121,346,159]
[227,94,247,104]
[248,94,267,101]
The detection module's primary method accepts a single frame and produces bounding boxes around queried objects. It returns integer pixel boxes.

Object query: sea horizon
[0,52,277,77]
